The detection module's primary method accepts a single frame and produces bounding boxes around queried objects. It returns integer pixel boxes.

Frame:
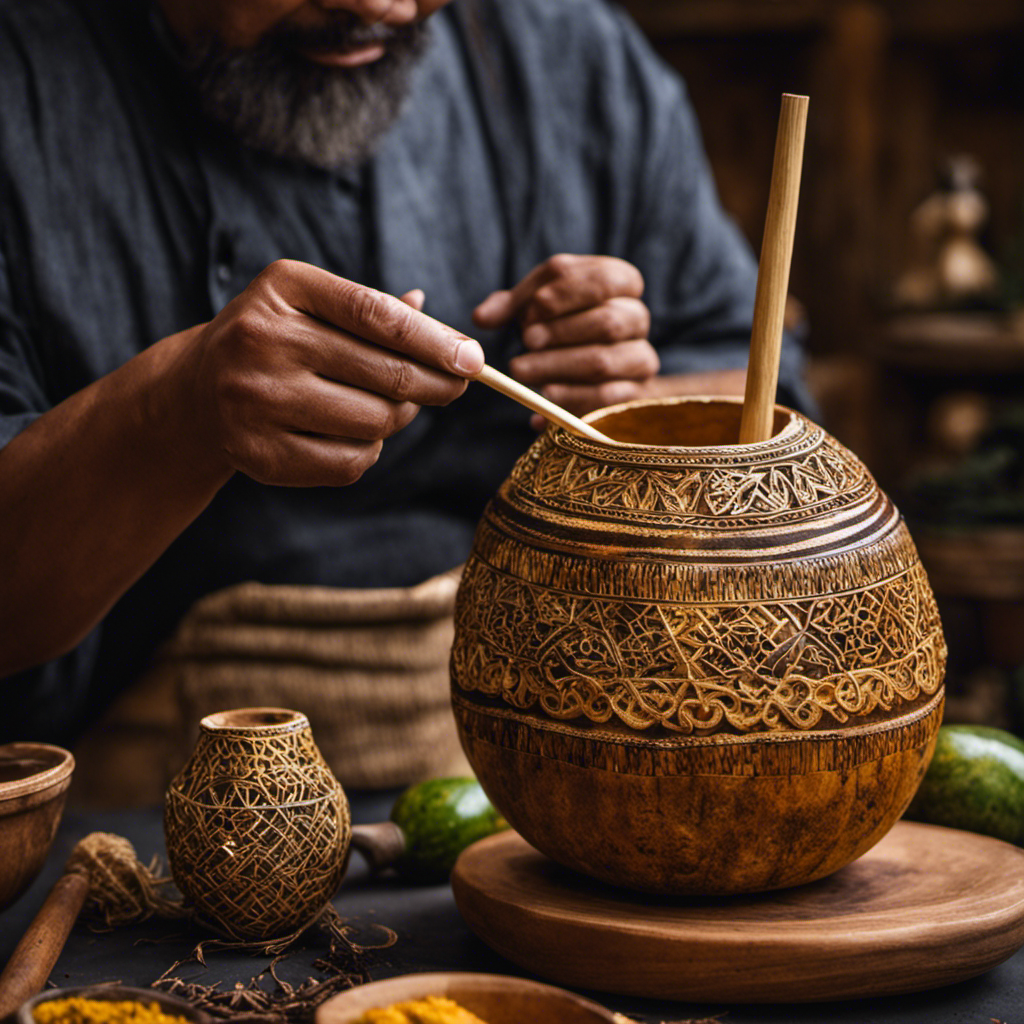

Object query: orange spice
[352,995,490,1024]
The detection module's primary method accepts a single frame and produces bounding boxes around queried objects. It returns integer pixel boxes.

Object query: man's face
[161,1,452,54]
[160,0,454,169]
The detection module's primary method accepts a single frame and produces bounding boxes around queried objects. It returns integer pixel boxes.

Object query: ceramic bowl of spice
[17,986,210,1024]
[0,742,75,912]
[315,972,621,1024]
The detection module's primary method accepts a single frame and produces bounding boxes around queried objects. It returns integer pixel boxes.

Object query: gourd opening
[586,397,790,447]
[202,708,305,731]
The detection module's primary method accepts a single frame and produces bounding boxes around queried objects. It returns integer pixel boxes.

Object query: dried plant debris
[151,905,396,1023]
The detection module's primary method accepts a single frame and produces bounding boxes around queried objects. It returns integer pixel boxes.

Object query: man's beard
[180,16,430,170]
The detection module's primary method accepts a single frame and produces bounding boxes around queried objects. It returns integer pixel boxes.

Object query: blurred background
[623,0,1024,737]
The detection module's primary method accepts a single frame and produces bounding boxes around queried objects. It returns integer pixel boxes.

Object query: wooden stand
[452,822,1024,1004]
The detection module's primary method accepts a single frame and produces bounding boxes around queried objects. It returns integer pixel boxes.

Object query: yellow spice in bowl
[33,998,192,1023]
[352,996,490,1024]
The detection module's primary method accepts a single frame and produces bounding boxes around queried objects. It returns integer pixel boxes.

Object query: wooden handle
[471,365,616,445]
[738,93,809,444]
[349,822,407,875]
[0,870,90,1018]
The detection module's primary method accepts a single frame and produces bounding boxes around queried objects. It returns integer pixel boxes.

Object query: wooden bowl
[451,396,947,895]
[18,986,210,1023]
[0,743,74,911]
[316,972,619,1023]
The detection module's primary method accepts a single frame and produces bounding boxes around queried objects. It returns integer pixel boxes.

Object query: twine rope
[67,833,188,929]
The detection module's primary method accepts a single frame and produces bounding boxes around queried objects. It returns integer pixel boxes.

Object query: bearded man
[0,0,808,746]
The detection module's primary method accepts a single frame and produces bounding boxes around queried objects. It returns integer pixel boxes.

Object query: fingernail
[454,339,485,375]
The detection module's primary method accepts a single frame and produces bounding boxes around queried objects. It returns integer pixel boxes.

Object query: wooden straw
[738,93,809,444]
[472,363,615,444]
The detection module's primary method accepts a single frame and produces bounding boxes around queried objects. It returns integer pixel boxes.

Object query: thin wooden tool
[0,867,89,1017]
[738,93,809,443]
[471,364,615,445]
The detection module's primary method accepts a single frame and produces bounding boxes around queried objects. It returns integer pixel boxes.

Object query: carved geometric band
[452,689,944,777]
[509,436,872,530]
[453,558,946,734]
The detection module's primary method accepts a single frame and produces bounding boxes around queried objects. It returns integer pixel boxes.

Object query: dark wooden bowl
[316,972,619,1023]
[0,743,74,912]
[18,986,210,1023]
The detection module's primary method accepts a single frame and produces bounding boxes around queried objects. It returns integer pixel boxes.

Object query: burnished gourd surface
[450,399,947,894]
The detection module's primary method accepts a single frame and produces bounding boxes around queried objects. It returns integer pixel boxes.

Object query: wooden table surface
[1,793,1022,1024]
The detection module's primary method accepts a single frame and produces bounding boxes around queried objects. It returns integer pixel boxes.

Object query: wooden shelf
[914,526,1024,600]
[875,314,1024,375]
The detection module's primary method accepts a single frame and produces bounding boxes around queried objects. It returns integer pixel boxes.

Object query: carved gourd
[451,397,946,894]
[165,708,350,939]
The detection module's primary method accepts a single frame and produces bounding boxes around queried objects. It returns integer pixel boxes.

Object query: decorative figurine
[894,154,999,310]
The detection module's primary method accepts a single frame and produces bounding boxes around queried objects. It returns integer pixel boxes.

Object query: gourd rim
[200,707,309,735]
[573,394,805,453]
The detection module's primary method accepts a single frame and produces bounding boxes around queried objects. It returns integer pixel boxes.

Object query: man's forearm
[0,327,232,676]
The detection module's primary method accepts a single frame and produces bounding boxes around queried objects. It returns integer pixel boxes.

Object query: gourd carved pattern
[510,433,866,527]
[452,412,947,736]
[453,560,944,734]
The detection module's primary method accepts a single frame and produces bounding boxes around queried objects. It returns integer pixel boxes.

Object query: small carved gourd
[165,708,350,940]
[451,397,946,894]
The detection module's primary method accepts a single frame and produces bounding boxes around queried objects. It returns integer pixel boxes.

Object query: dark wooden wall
[622,1,1024,356]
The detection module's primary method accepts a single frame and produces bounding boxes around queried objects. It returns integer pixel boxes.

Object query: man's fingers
[473,262,559,328]
[523,257,644,325]
[400,288,426,312]
[271,319,467,407]
[474,255,645,330]
[231,432,385,489]
[509,339,660,386]
[537,381,645,417]
[277,378,421,441]
[522,297,650,350]
[259,260,483,377]
[516,255,644,326]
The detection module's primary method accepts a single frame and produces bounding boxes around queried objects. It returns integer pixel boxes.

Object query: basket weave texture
[164,709,350,941]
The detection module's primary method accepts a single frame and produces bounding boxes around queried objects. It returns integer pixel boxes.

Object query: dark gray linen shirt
[0,0,807,743]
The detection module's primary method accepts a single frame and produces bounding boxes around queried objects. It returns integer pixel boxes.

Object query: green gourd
[905,725,1024,846]
[349,777,508,884]
[390,777,508,882]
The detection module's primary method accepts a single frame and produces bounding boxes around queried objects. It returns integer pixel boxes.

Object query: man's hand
[473,254,659,424]
[174,260,483,488]
[0,260,484,673]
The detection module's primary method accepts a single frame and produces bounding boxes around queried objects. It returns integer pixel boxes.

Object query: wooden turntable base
[451,821,1024,1003]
